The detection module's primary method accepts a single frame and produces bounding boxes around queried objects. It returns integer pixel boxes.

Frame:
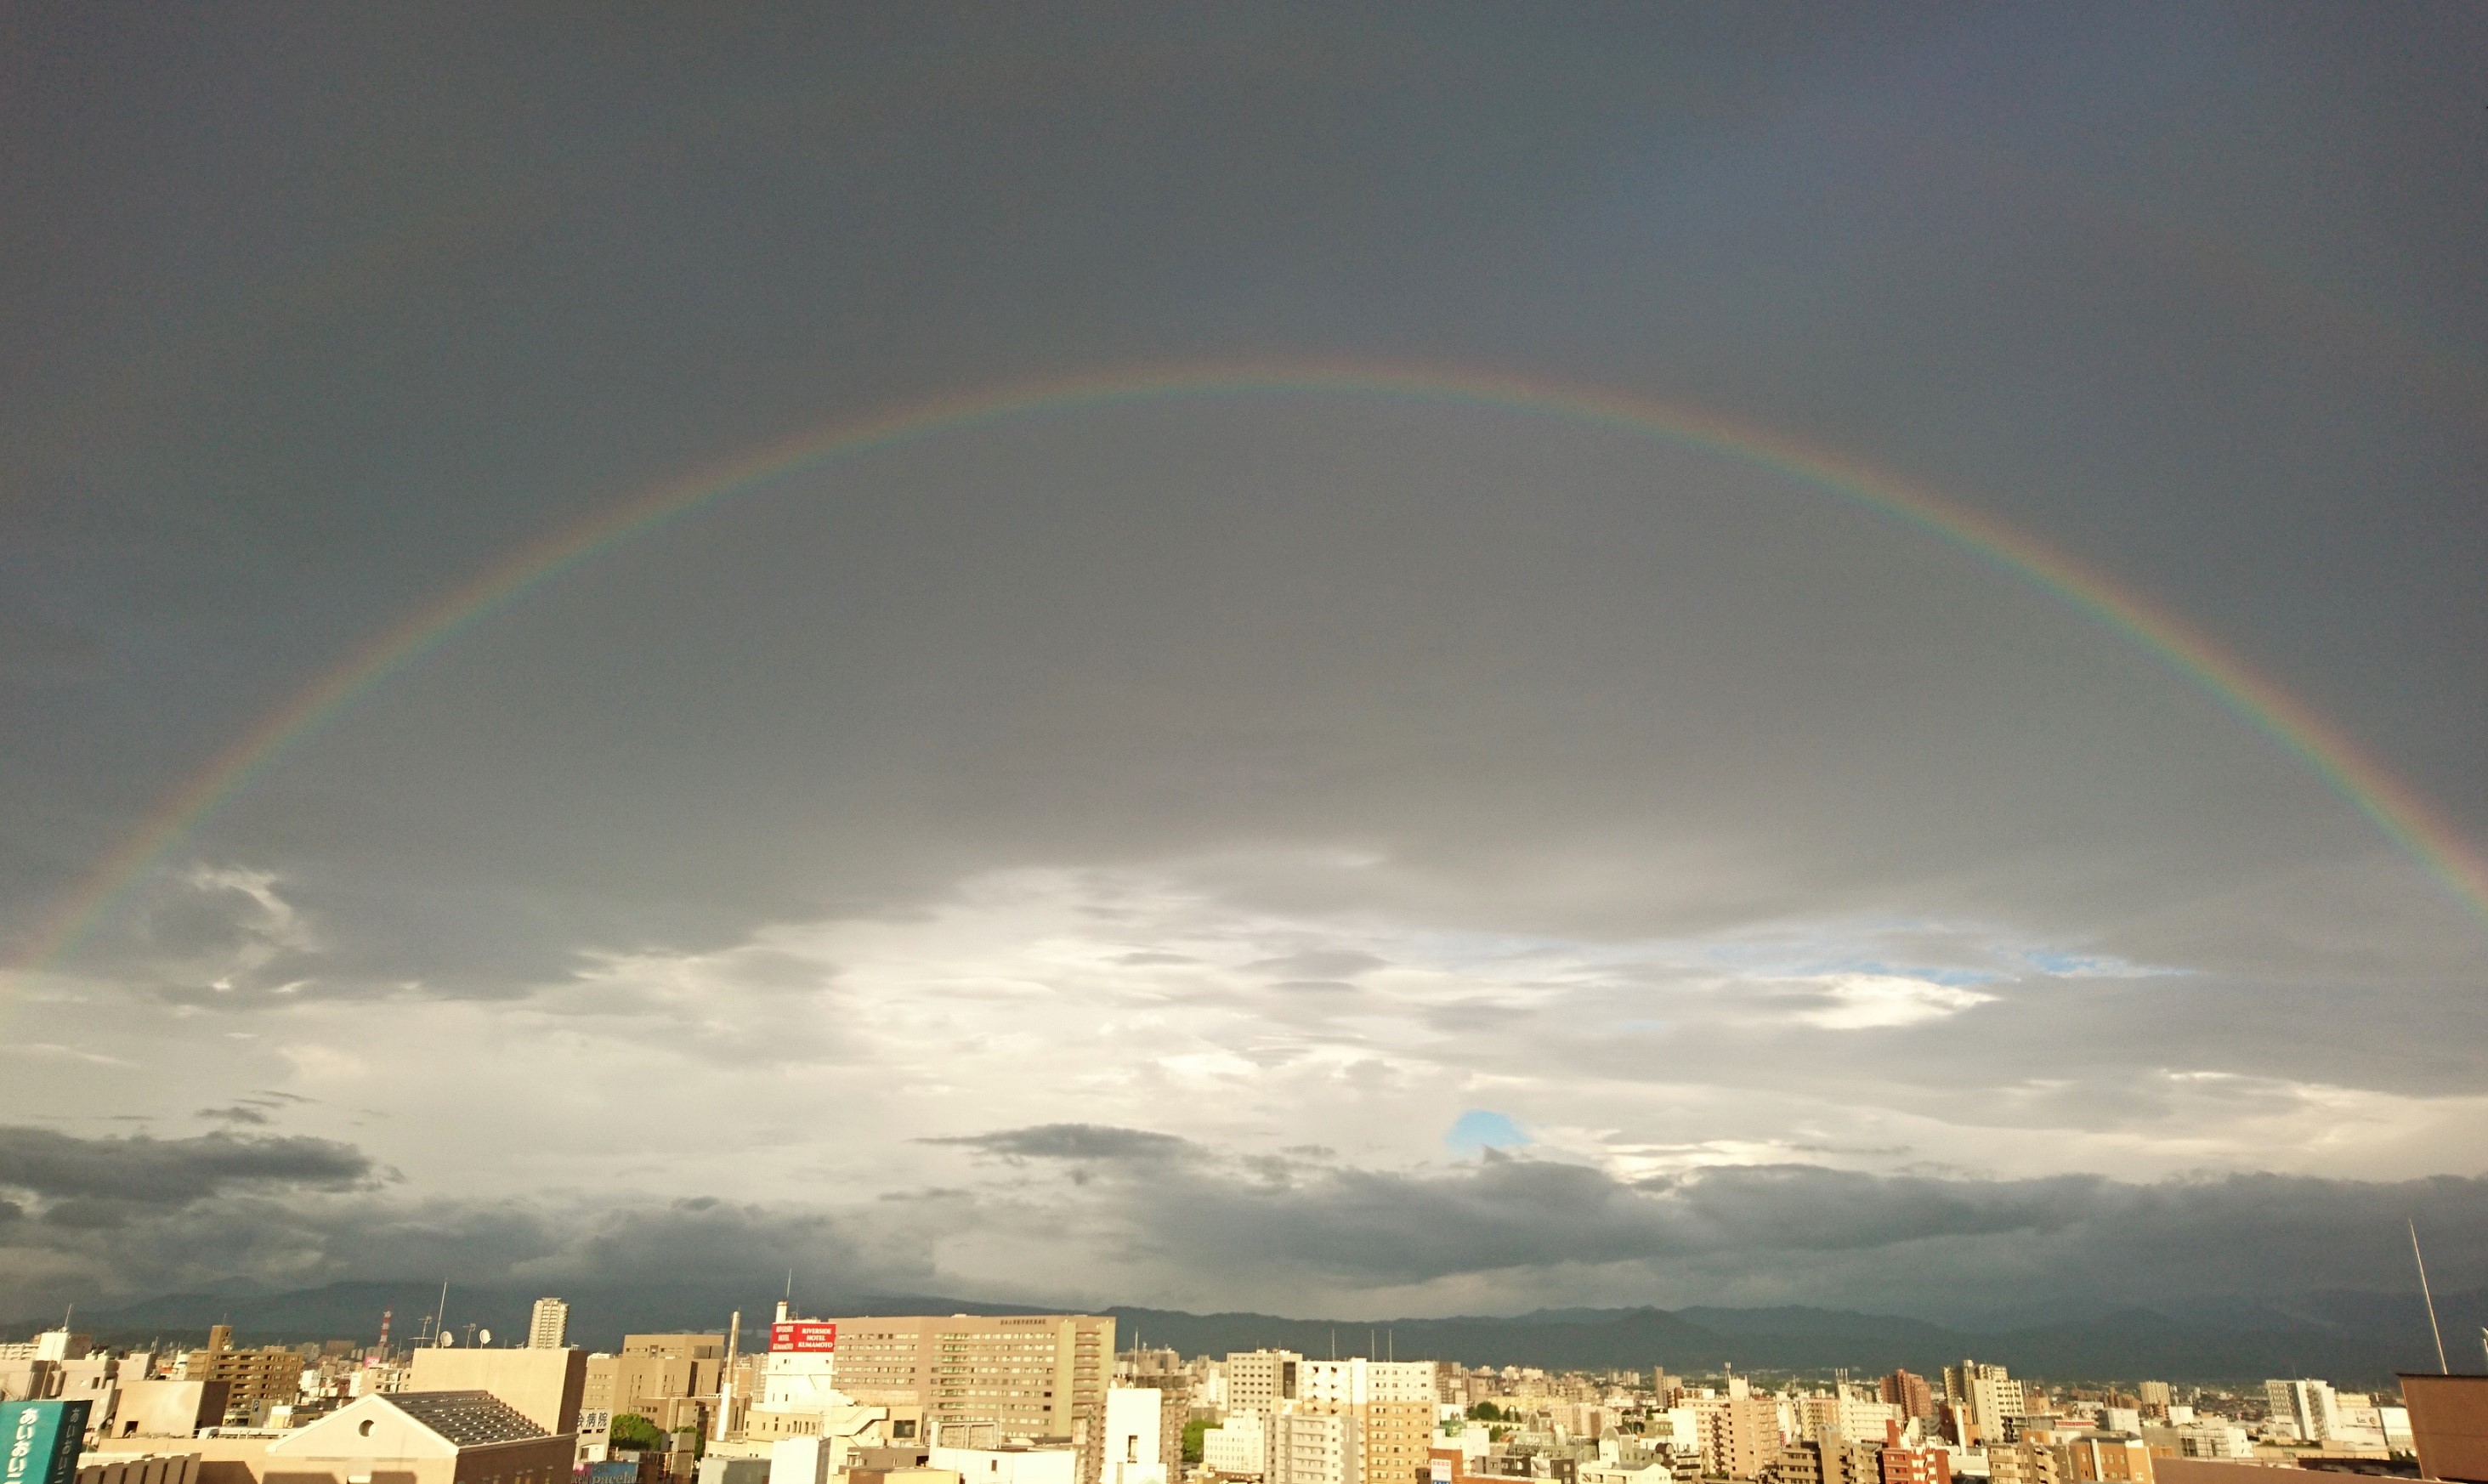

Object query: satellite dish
[439,1332,456,1347]
[478,1329,493,1346]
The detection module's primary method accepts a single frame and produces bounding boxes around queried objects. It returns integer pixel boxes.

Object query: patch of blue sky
[1446,1109,1531,1155]
[2021,949,2187,978]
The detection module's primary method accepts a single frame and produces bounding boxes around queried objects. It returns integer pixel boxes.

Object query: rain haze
[3,6,2486,1329]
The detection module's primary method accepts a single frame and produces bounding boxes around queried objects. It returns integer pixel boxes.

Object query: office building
[1227,1354,1303,1417]
[825,1314,1116,1484]
[530,1300,571,1351]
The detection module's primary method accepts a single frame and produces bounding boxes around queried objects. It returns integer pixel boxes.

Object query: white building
[1271,1411,1361,1484]
[1104,1387,1169,1484]
[1206,1413,1270,1479]
[529,1299,570,1351]
[2264,1380,2338,1442]
[1295,1362,1437,1407]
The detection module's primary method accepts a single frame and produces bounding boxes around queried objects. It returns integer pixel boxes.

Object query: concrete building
[1271,1412,1360,1484]
[530,1300,571,1351]
[1295,1362,1437,1484]
[1226,1356,1303,1419]
[188,1331,305,1429]
[407,1345,588,1436]
[1879,1375,1936,1425]
[1878,1421,1950,1484]
[824,1316,1114,1484]
[1101,1389,1167,1484]
[929,1447,1080,1484]
[1941,1366,2023,1449]
[1699,1395,1781,1481]
[250,1390,574,1484]
[2057,1434,2151,1484]
[1204,1415,1269,1480]
[103,1382,230,1440]
[2261,1382,2336,1444]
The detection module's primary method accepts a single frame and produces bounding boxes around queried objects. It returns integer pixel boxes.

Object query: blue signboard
[0,1401,90,1484]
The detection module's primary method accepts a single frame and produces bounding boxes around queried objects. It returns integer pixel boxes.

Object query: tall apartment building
[1880,1372,1936,1425]
[2264,1381,2338,1443]
[1942,1364,2025,1447]
[1295,1360,1437,1484]
[825,1313,1115,1484]
[2134,1385,2173,1419]
[1702,1394,1782,1480]
[529,1299,570,1351]
[1227,1352,1304,1416]
[190,1325,307,1426]
[1797,1396,1901,1443]
[1272,1410,1361,1484]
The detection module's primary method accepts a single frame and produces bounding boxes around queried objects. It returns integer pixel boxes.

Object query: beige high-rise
[1294,1361,1437,1484]
[529,1299,571,1351]
[825,1314,1116,1484]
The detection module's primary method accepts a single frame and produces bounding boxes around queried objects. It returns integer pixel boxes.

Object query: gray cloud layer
[4,1124,2482,1328]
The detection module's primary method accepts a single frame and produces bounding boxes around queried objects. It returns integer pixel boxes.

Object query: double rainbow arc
[14,360,2486,980]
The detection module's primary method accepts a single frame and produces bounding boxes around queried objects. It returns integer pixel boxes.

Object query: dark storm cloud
[196,1105,270,1125]
[0,1126,373,1209]
[920,1124,1204,1165]
[9,1144,2488,1324]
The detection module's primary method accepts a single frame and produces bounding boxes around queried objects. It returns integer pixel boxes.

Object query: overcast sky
[3,5,2486,1326]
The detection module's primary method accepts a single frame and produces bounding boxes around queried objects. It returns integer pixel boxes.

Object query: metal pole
[2411,1218,2449,1373]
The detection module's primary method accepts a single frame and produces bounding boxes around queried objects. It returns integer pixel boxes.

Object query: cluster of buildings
[1,1304,2482,1484]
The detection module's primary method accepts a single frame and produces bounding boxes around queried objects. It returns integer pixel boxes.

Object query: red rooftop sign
[770,1322,837,1353]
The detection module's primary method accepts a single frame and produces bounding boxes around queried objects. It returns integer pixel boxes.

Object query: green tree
[609,1415,667,1452]
[1467,1402,1504,1422]
[1183,1419,1210,1464]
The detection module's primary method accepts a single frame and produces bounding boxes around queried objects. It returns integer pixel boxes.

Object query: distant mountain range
[23,1280,2480,1386]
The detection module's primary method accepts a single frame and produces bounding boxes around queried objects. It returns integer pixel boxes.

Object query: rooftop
[392,1391,553,1447]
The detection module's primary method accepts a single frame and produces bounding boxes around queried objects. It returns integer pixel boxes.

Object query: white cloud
[1789,973,1997,1029]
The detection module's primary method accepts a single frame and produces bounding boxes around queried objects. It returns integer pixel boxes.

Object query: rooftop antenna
[2411,1218,2450,1374]
[438,1279,451,1348]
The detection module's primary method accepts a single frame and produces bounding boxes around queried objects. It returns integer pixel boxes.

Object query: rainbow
[14,360,2488,978]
